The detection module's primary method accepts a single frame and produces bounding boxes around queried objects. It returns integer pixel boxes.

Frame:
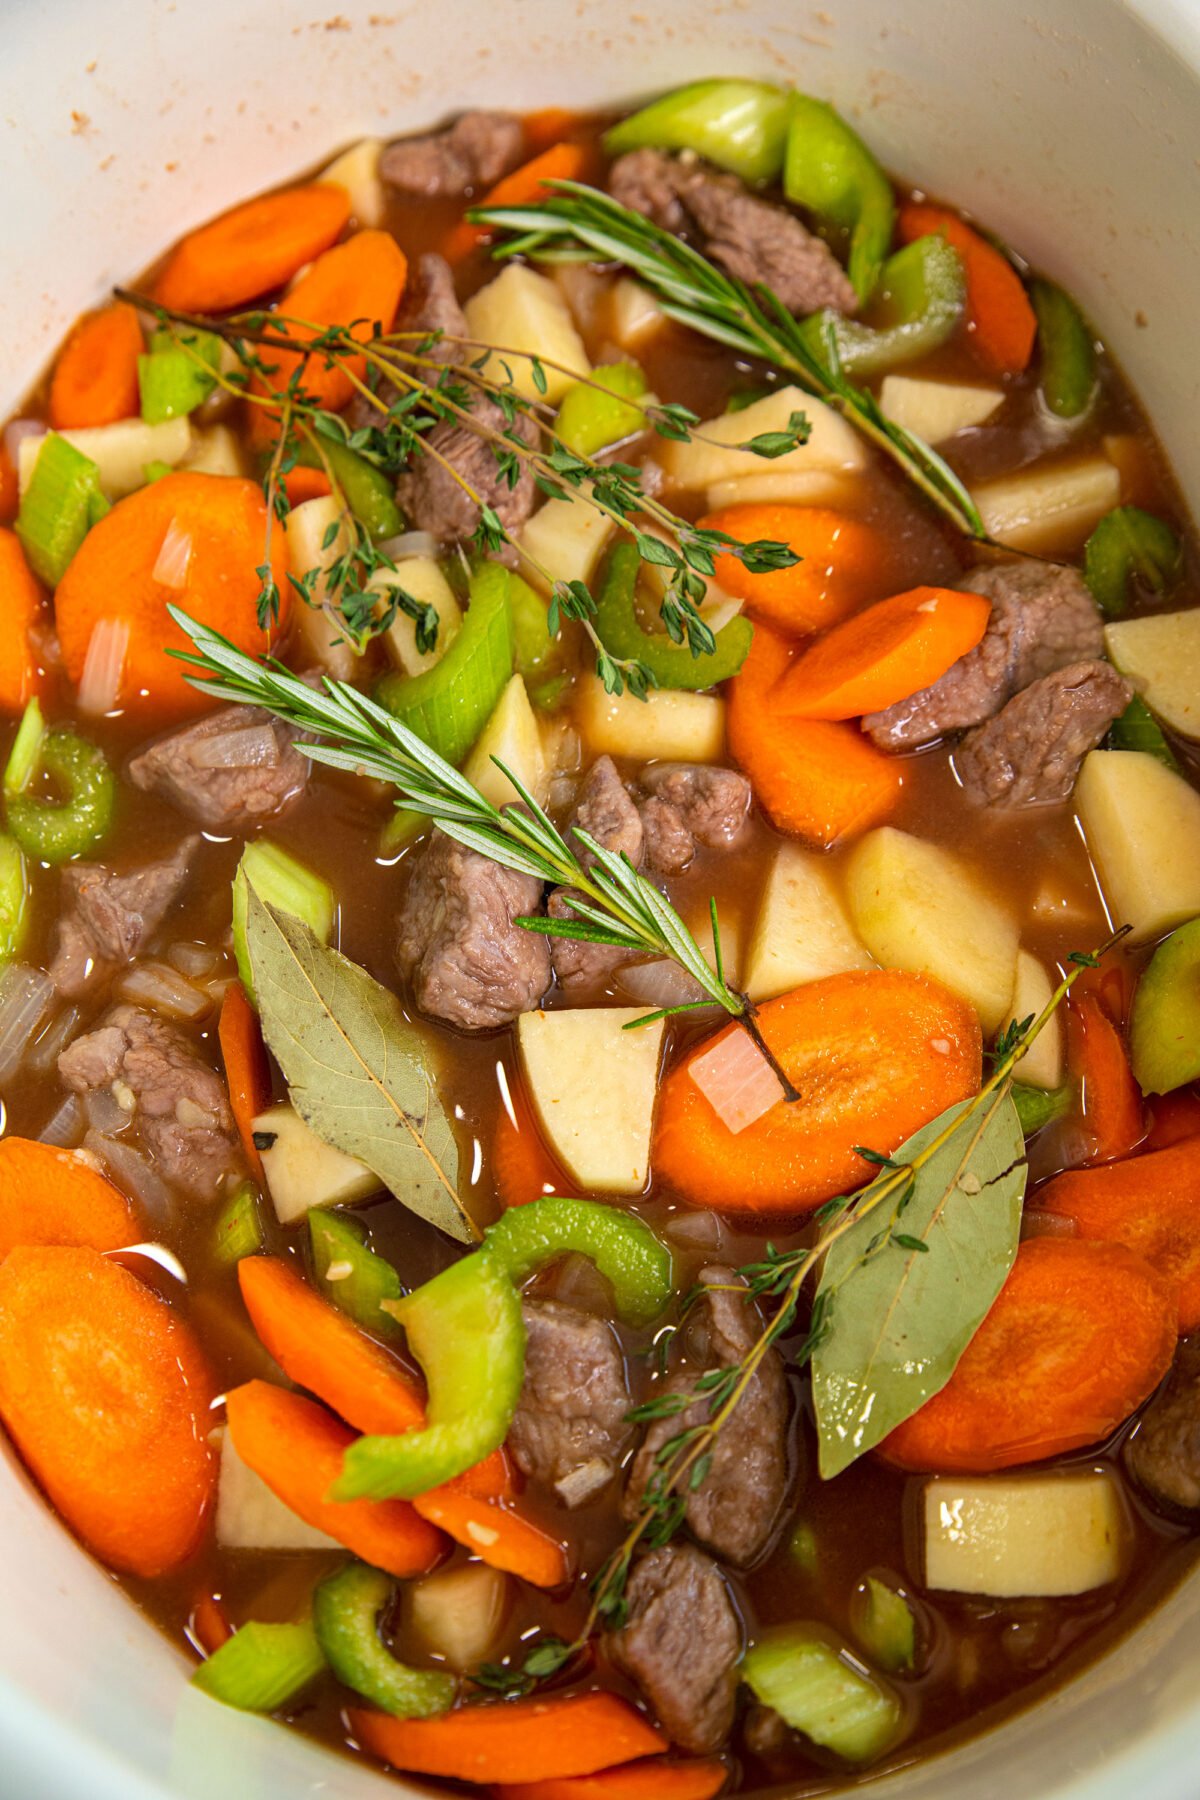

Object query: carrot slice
[0,1137,138,1262]
[1147,1086,1200,1151]
[726,623,903,845]
[653,969,981,1215]
[54,471,288,719]
[224,1380,444,1577]
[191,1593,234,1655]
[0,1245,216,1575]
[880,1238,1176,1472]
[154,183,351,313]
[282,465,333,507]
[349,1692,668,1784]
[443,143,589,263]
[0,527,48,713]
[897,202,1037,376]
[1067,992,1146,1164]
[773,585,991,721]
[699,505,891,637]
[521,108,584,154]
[0,441,18,525]
[411,1487,570,1589]
[497,1760,727,1800]
[218,983,272,1181]
[493,1079,570,1208]
[48,302,143,430]
[1035,1137,1200,1329]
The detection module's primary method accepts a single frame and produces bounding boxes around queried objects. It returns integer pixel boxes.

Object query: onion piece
[0,963,54,1083]
[25,1006,82,1073]
[151,518,194,590]
[84,1131,173,1222]
[83,1087,132,1136]
[190,724,280,770]
[376,530,440,563]
[116,960,211,1022]
[39,1094,83,1148]
[78,617,131,715]
[618,957,708,1010]
[167,941,219,979]
[689,1022,785,1135]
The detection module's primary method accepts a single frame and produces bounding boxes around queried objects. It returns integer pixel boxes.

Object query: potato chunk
[923,1471,1128,1597]
[660,384,866,498]
[1004,950,1063,1089]
[517,1009,665,1194]
[462,674,547,808]
[214,1427,339,1551]
[878,373,1003,443]
[463,265,590,402]
[971,455,1120,554]
[1104,609,1200,740]
[743,844,874,1002]
[253,1102,380,1223]
[578,676,725,764]
[518,492,615,597]
[1075,749,1200,944]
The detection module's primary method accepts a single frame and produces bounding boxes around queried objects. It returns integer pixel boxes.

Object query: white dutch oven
[2,1,1200,1794]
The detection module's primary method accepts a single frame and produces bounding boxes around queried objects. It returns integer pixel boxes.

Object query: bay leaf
[244,888,480,1244]
[811,1092,1026,1479]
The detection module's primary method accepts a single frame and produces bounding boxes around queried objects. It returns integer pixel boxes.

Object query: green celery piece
[214,1182,264,1266]
[379,806,425,856]
[376,560,514,768]
[138,327,222,424]
[335,1249,524,1501]
[5,728,115,864]
[800,236,965,380]
[1108,695,1180,770]
[4,698,45,798]
[1084,505,1181,619]
[789,1521,819,1576]
[603,79,791,183]
[484,1195,673,1328]
[15,432,107,587]
[1012,1082,1072,1136]
[309,1208,405,1335]
[0,835,28,963]
[1030,280,1097,419]
[743,1628,901,1763]
[232,841,336,1005]
[509,571,561,680]
[1130,915,1200,1095]
[555,362,647,458]
[784,94,895,302]
[298,436,405,541]
[594,541,752,690]
[529,672,570,712]
[852,1577,916,1675]
[313,1563,455,1717]
[143,459,175,484]
[191,1620,326,1712]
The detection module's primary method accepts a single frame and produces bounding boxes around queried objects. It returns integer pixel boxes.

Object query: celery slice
[297,436,404,540]
[191,1620,326,1712]
[1108,695,1180,770]
[0,836,29,964]
[604,79,791,183]
[1012,1082,1072,1136]
[555,362,647,458]
[15,432,106,587]
[851,1577,917,1674]
[509,571,561,680]
[376,560,514,768]
[785,94,895,303]
[742,1627,901,1763]
[232,842,336,1005]
[214,1182,264,1265]
[139,328,222,424]
[483,1195,674,1328]
[800,237,965,380]
[309,1208,405,1334]
[313,1563,455,1717]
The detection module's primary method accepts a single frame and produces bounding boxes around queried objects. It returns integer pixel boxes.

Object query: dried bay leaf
[244,888,480,1244]
[811,1091,1026,1478]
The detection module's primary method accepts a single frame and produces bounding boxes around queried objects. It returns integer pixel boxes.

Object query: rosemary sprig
[472,180,991,542]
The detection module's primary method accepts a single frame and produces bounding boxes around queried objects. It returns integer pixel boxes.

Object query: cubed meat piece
[345,252,467,431]
[609,148,858,318]
[508,1299,631,1507]
[48,839,198,997]
[568,755,645,871]
[127,706,309,833]
[637,794,696,875]
[394,392,539,547]
[864,561,1104,750]
[547,888,637,1003]
[607,1543,741,1754]
[396,829,550,1031]
[956,660,1132,807]
[639,763,751,874]
[624,1265,790,1566]
[380,110,524,199]
[1126,1337,1200,1513]
[57,1005,240,1198]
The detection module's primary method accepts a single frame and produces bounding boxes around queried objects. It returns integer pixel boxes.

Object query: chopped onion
[167,941,219,979]
[84,1131,173,1222]
[618,958,708,1010]
[25,1005,81,1073]
[664,1208,725,1251]
[151,517,194,590]
[116,960,211,1022]
[39,1094,83,1148]
[190,724,280,770]
[83,1086,132,1137]
[689,1022,785,1135]
[377,530,440,563]
[0,963,54,1084]
[78,617,130,716]
[555,1457,613,1508]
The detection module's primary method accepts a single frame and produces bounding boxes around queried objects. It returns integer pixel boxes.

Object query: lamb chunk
[639,763,751,870]
[508,1300,631,1506]
[128,706,308,833]
[609,148,858,317]
[637,794,695,875]
[48,840,198,997]
[1127,1337,1200,1513]
[549,757,645,998]
[547,888,635,1002]
[956,660,1132,808]
[395,393,539,546]
[864,561,1104,750]
[380,110,524,199]
[623,1266,790,1565]
[344,253,466,431]
[396,829,550,1031]
[57,1005,240,1198]
[607,1544,741,1754]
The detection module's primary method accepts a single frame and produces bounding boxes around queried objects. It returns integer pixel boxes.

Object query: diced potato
[578,675,725,764]
[253,1102,380,1223]
[519,493,614,598]
[1004,950,1063,1089]
[463,265,590,403]
[378,558,463,676]
[214,1427,339,1551]
[19,415,193,500]
[462,674,547,807]
[320,137,386,226]
[283,495,359,680]
[844,828,1018,1031]
[517,1008,665,1194]
[409,1563,511,1672]
[705,470,856,512]
[878,373,1004,444]
[971,455,1120,553]
[183,423,246,478]
[743,844,874,1003]
[1105,609,1200,740]
[1075,749,1200,943]
[608,276,667,347]
[923,1471,1129,1597]
[660,384,867,497]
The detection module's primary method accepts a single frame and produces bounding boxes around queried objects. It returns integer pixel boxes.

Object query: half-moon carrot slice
[496,1760,728,1800]
[773,585,991,720]
[49,302,144,430]
[349,1691,667,1784]
[154,183,351,313]
[700,504,891,637]
[0,1137,138,1261]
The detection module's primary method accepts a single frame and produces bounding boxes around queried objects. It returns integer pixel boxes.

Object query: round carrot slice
[700,504,891,637]
[49,302,144,430]
[881,1238,1177,1472]
[0,1245,216,1576]
[350,1691,667,1784]
[653,969,981,1216]
[0,1138,138,1262]
[773,585,991,721]
[54,471,288,719]
[153,183,351,313]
